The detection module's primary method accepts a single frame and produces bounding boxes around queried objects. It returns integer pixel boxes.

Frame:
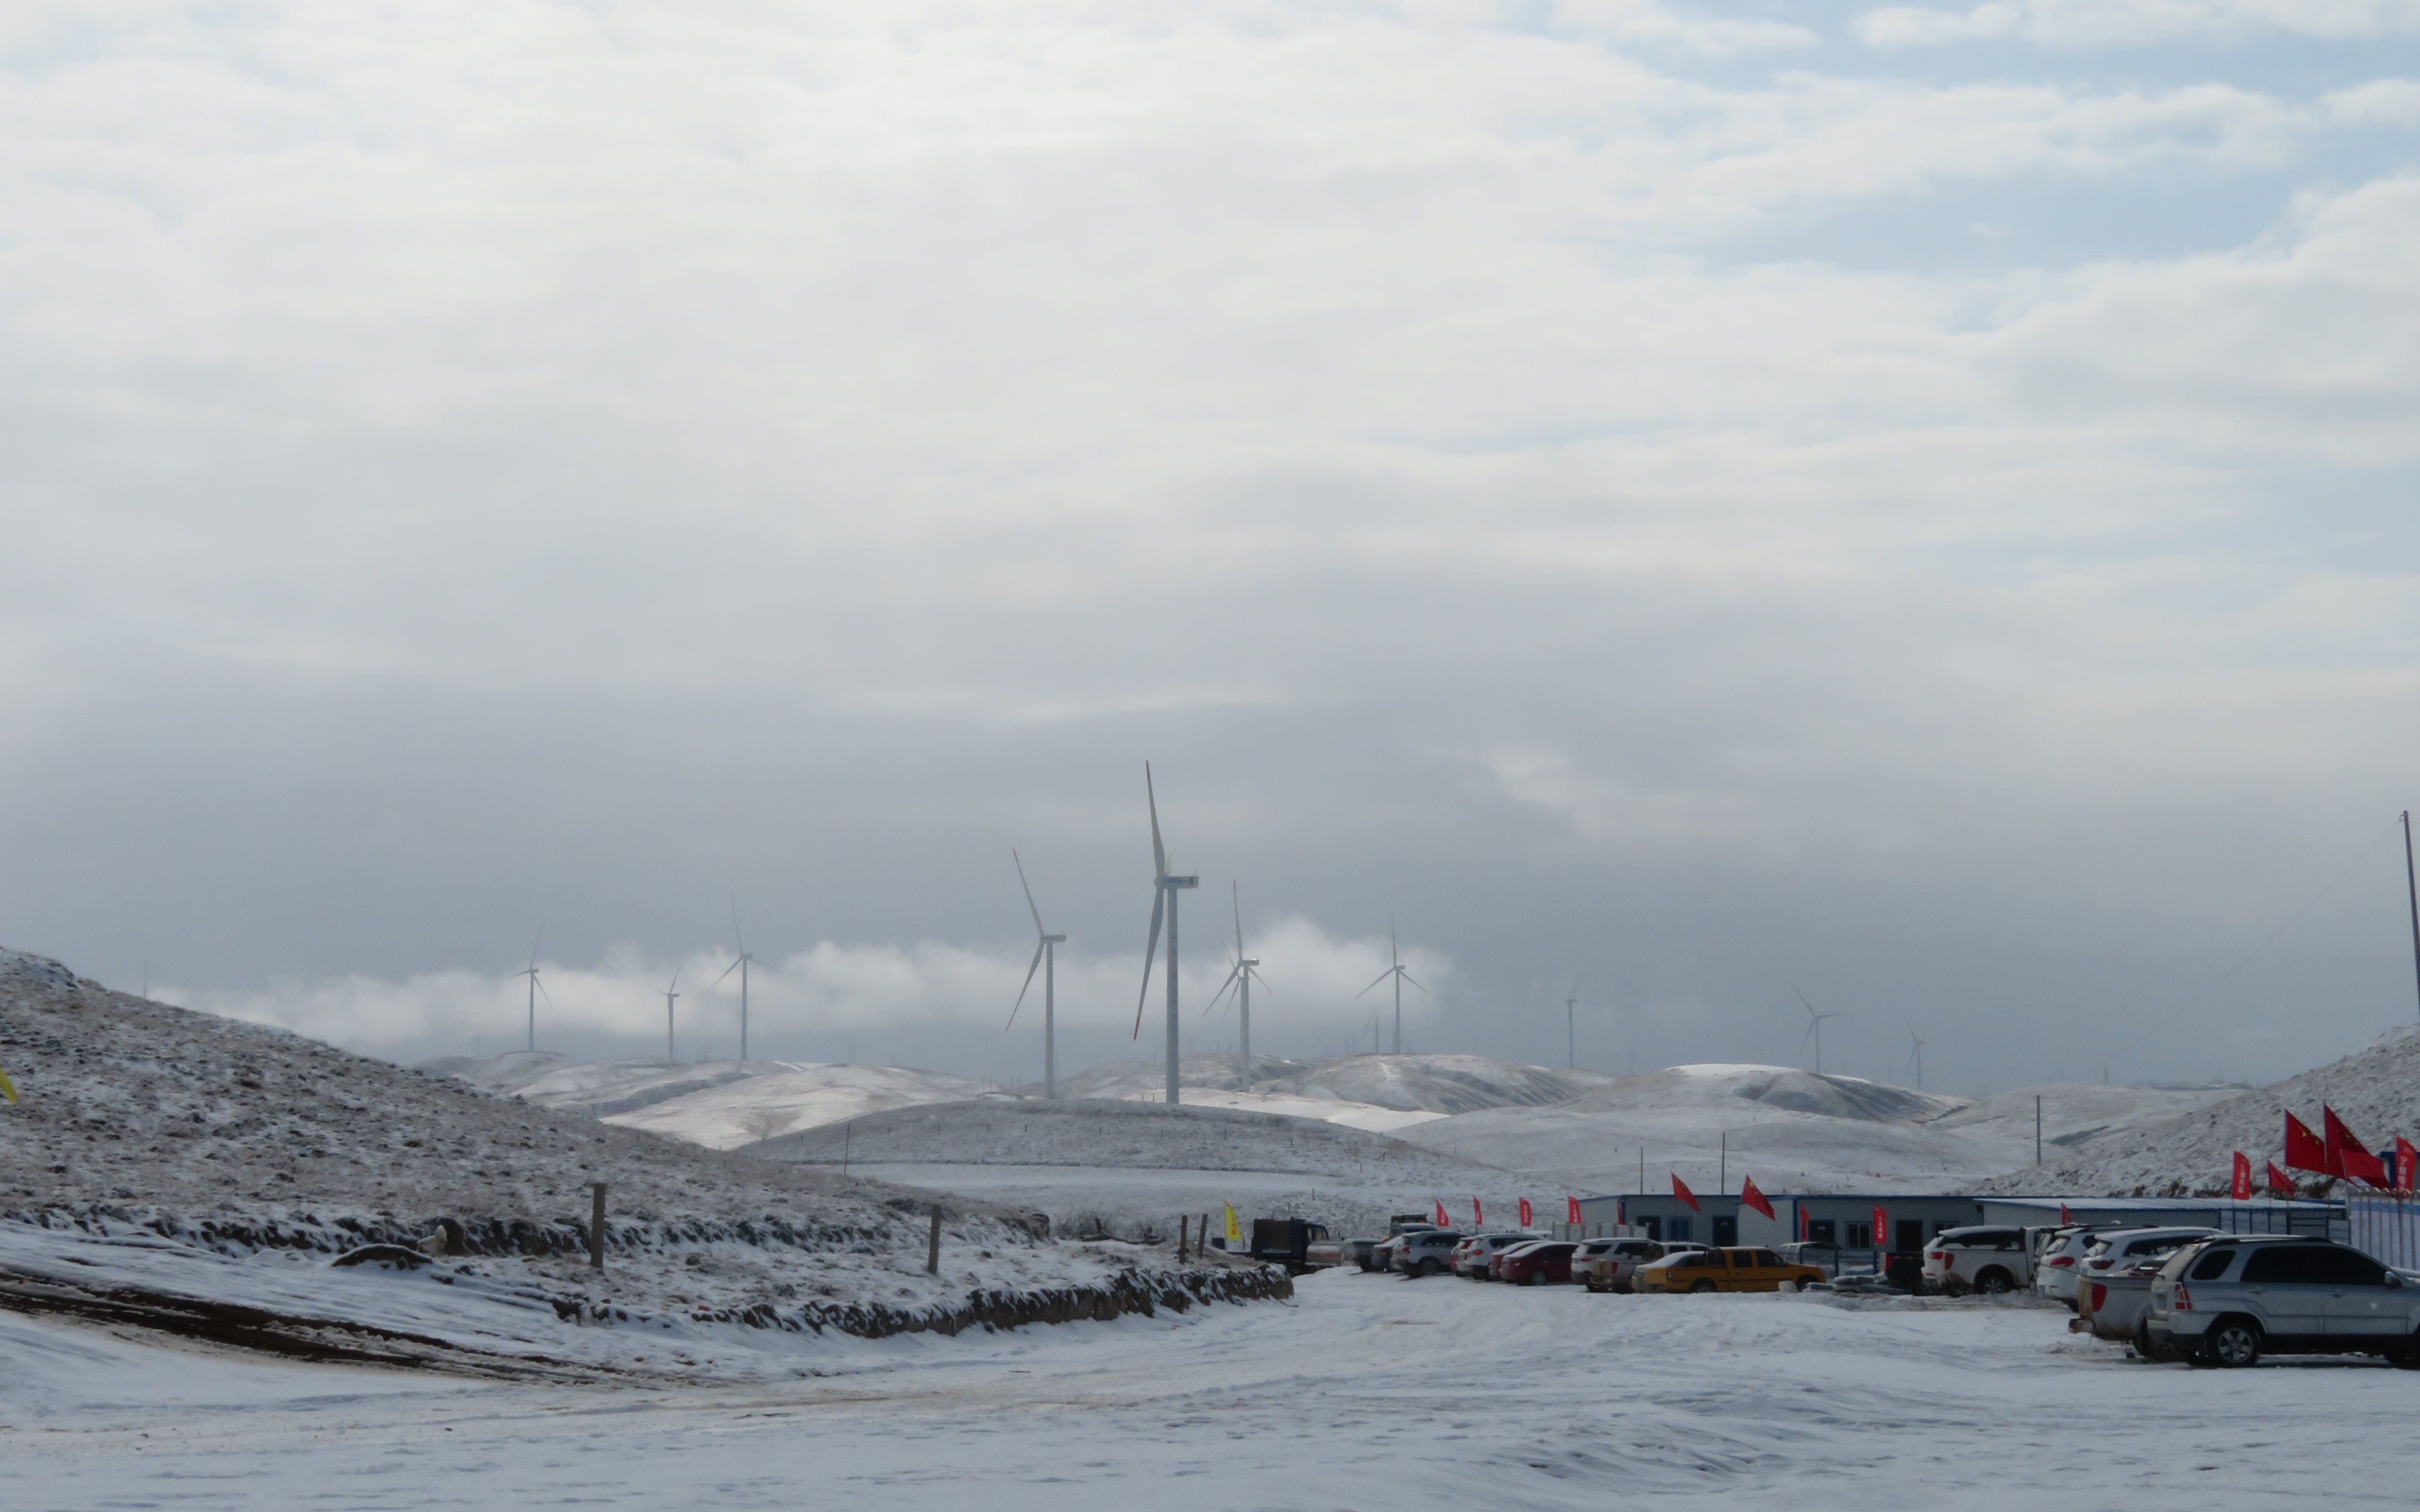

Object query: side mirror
[2388,1275,2403,1289]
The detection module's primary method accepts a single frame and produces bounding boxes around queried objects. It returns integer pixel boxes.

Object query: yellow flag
[1223,1204,1243,1244]
[0,1064,15,1104]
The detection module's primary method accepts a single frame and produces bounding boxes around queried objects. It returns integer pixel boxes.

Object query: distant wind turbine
[1206,882,1269,1084]
[1356,917,1426,1056]
[1561,976,1583,1071]
[1006,849,1067,1098]
[1905,1016,1926,1091]
[1131,763,1199,1105]
[1795,989,1846,1076]
[662,967,681,1062]
[515,925,551,1053]
[713,903,760,1063]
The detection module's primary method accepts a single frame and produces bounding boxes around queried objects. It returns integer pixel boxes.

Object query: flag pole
[2403,811,2420,1023]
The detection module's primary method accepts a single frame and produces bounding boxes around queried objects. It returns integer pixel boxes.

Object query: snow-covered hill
[1047,1051,1617,1115]
[1394,1064,2240,1195]
[0,948,1279,1365]
[753,1098,1524,1238]
[1973,1034,2419,1197]
[426,1052,999,1149]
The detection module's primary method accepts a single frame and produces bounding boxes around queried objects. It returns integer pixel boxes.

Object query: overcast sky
[6,0,2420,1092]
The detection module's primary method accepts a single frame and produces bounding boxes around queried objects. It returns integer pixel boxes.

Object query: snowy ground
[13,1264,2420,1509]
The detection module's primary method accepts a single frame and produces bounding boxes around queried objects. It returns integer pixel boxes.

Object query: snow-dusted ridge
[0,949,1287,1372]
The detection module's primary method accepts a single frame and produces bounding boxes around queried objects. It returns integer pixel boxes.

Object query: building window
[1806,1219,1837,1245]
[1666,1217,1692,1242]
[1846,1223,1873,1248]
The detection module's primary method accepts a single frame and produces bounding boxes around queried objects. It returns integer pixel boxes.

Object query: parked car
[1922,1226,2033,1295]
[1394,1229,1467,1277]
[1454,1232,1542,1279]
[1569,1236,1639,1276]
[1584,1239,1705,1293]
[1635,1247,1826,1294]
[2033,1225,2120,1302]
[2146,1235,2420,1367]
[1496,1240,1581,1285]
[1338,1237,1381,1271]
[2073,1226,2217,1295]
[1369,1235,1412,1273]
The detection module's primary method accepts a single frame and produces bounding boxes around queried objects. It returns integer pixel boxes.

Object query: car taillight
[2049,1255,2074,1267]
[2173,1283,2193,1312]
[1927,1252,1948,1264]
[2089,1284,2106,1311]
[2089,1259,2110,1269]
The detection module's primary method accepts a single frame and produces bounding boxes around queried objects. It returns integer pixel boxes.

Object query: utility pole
[2035,1095,2043,1167]
[2403,811,2420,1022]
[1719,1130,1727,1190]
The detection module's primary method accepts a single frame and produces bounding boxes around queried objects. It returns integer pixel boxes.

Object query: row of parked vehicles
[1290,1213,2420,1363]
[1302,1218,1830,1293]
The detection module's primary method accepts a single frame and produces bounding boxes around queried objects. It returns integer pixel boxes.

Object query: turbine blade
[730,896,746,957]
[1249,969,1271,998]
[535,977,557,1011]
[1232,880,1243,955]
[1145,761,1167,881]
[1354,968,1393,998]
[1402,972,1430,995]
[1015,848,1045,936]
[712,957,742,987]
[1795,988,1817,1020]
[667,964,681,992]
[1132,888,1165,1038]
[1205,965,1242,1016]
[1008,939,1046,1028]
[529,921,545,970]
[1799,1020,1817,1051]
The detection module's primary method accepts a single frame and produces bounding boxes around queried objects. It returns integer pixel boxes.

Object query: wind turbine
[713,904,760,1063]
[662,967,681,1062]
[1206,882,1269,1084]
[1132,762,1199,1105]
[1007,849,1067,1098]
[1795,989,1846,1076]
[1355,916,1426,1056]
[515,925,551,1053]
[1561,976,1583,1071]
[1905,1016,1925,1091]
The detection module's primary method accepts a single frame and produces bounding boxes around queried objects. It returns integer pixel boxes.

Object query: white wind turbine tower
[713,904,761,1063]
[1795,989,1847,1076]
[1206,882,1269,1083]
[1905,1016,1926,1091]
[1356,916,1426,1056]
[1131,762,1199,1106]
[1006,849,1067,1098]
[662,967,681,1062]
[1560,976,1584,1070]
[515,925,551,1053]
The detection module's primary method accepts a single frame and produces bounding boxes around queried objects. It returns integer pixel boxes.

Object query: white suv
[2034,1226,2118,1302]
[1922,1226,2032,1295]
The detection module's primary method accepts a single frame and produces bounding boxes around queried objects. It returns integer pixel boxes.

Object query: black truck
[1249,1218,1333,1273]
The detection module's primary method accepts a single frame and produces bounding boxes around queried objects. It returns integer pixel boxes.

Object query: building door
[1895,1219,1924,1255]
[1712,1215,1738,1247]
[1640,1216,1661,1241]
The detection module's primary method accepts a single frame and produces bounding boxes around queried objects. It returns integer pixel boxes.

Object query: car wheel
[1419,1258,1441,1278]
[1974,1268,2013,1295]
[1689,1278,1716,1294]
[1523,1270,1542,1286]
[2205,1320,2262,1368]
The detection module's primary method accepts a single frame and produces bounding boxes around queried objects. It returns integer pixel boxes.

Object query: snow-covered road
[10,1270,2419,1509]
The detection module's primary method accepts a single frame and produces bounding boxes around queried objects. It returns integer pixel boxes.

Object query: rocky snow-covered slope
[0,949,1282,1368]
[1973,1030,2420,1198]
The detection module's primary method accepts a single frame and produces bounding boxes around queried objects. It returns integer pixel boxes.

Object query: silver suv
[2146,1236,2420,1368]
[1393,1229,1466,1277]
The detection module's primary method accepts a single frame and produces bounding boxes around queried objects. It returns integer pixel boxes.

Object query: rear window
[2188,1247,2236,1281]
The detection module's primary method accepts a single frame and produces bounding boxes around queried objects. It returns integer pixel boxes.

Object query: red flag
[2060,1202,2072,1225]
[1672,1174,1700,1211]
[1434,1199,1449,1226]
[2267,1161,2294,1196]
[1871,1204,1887,1249]
[1472,1196,1484,1226]
[1741,1176,1774,1220]
[1798,1204,1809,1240]
[1567,1196,1582,1225]
[2399,1138,2417,1193]
[2231,1152,2251,1202]
[2285,1111,2332,1174]
[1519,1197,1533,1227]
[2325,1106,2389,1187]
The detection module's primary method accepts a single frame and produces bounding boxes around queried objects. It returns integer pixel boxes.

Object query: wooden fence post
[927,1204,942,1275]
[589,1182,607,1271]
